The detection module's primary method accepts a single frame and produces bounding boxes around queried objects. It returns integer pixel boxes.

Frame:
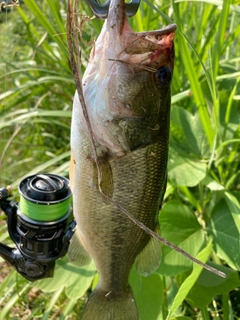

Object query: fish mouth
[135,23,176,53]
[127,23,176,53]
[119,23,176,70]
[105,0,176,70]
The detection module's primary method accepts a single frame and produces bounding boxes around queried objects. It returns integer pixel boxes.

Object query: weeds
[0,0,239,319]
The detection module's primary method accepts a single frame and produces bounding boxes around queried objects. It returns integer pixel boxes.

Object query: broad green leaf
[168,146,207,187]
[207,198,240,270]
[202,175,224,191]
[170,106,209,158]
[224,192,240,231]
[34,257,96,299]
[130,268,164,320]
[168,107,208,187]
[157,200,205,276]
[167,242,212,319]
[186,262,240,308]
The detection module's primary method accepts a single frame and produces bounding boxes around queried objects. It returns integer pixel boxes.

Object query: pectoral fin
[135,225,162,276]
[68,228,92,266]
[100,160,114,197]
[93,158,114,198]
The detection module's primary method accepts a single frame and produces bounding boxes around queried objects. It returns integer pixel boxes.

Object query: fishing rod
[0,174,76,281]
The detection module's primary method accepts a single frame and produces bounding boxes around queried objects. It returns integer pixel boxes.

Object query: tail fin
[81,286,139,320]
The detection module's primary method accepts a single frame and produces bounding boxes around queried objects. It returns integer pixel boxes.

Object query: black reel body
[0,174,76,281]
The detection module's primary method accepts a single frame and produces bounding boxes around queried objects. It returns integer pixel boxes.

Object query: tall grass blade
[11,151,71,188]
[42,287,65,320]
[212,0,230,82]
[171,0,214,146]
[23,0,68,56]
[0,283,30,320]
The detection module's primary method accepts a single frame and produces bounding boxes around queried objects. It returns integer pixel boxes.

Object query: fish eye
[155,66,172,87]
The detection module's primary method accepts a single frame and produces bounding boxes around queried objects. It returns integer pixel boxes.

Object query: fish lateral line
[66,0,226,280]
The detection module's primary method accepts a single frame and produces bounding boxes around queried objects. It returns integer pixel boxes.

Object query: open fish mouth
[100,1,176,72]
[126,24,176,54]
[119,23,176,70]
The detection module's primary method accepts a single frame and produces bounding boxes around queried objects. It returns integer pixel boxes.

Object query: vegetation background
[0,0,239,319]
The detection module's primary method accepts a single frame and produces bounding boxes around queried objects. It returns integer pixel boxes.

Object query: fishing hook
[85,0,141,19]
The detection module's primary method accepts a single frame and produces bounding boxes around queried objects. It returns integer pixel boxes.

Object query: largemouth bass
[69,0,176,319]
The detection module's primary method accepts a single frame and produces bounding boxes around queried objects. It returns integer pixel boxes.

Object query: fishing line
[1,2,9,187]
[66,0,226,279]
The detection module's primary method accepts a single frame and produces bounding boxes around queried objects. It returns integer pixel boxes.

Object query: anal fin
[68,228,92,266]
[135,225,162,276]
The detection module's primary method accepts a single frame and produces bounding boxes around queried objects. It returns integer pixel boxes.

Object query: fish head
[81,0,176,154]
[112,23,176,117]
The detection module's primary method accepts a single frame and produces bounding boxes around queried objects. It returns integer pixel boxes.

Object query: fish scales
[69,0,175,318]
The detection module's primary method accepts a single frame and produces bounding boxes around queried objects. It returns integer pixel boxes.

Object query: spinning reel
[0,174,76,281]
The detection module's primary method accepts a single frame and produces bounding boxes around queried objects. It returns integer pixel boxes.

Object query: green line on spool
[19,195,71,221]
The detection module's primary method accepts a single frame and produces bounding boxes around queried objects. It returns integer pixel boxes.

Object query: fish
[69,0,176,319]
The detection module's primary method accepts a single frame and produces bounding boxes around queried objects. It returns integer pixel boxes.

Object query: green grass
[0,0,240,319]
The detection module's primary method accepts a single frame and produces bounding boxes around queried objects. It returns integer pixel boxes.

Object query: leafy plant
[0,0,239,319]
